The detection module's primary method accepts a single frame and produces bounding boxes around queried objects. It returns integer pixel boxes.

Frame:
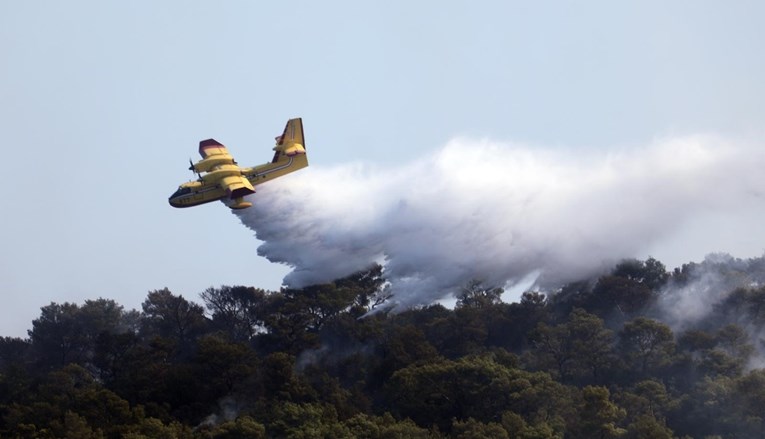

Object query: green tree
[500,411,561,439]
[624,415,673,439]
[699,349,745,378]
[566,309,615,382]
[0,336,29,367]
[581,276,654,321]
[28,302,87,368]
[732,369,765,435]
[58,411,102,439]
[194,335,257,397]
[612,258,668,290]
[334,264,388,314]
[256,401,350,438]
[619,318,675,377]
[745,285,765,323]
[678,325,752,379]
[260,281,362,354]
[201,286,269,342]
[343,413,432,439]
[3,364,134,438]
[451,417,509,439]
[574,386,626,439]
[28,298,138,374]
[141,288,207,355]
[385,355,569,432]
[0,337,32,408]
[122,415,192,439]
[200,416,266,439]
[671,376,738,438]
[456,280,504,309]
[529,321,573,382]
[497,292,550,352]
[713,324,753,367]
[383,324,441,371]
[529,309,614,383]
[677,329,716,352]
[440,307,490,358]
[617,379,677,438]
[257,352,315,403]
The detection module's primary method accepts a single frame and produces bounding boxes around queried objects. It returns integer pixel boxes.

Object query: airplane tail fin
[272,118,307,163]
[244,118,309,188]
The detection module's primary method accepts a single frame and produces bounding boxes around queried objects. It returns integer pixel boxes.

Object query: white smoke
[235,135,765,309]
[657,253,756,330]
[195,396,241,430]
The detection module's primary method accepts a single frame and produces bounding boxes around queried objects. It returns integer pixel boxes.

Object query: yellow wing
[199,139,230,158]
[192,139,237,173]
[196,139,255,202]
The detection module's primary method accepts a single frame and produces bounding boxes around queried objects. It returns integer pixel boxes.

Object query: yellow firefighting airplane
[169,118,308,210]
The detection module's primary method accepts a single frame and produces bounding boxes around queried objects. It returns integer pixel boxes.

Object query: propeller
[189,158,201,178]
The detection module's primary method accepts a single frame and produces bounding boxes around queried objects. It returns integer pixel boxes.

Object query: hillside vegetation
[3,255,765,438]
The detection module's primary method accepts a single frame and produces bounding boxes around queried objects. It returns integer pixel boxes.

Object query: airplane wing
[272,118,305,163]
[219,174,255,200]
[199,139,230,159]
[196,139,252,198]
[191,139,237,173]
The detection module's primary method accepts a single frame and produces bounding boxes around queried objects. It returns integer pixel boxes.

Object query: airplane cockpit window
[171,187,192,198]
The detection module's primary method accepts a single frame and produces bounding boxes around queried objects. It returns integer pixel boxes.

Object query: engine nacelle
[192,155,234,173]
[201,164,244,182]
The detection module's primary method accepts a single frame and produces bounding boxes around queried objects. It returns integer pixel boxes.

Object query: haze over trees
[3,255,765,437]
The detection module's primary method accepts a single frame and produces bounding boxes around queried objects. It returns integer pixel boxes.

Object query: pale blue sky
[2,1,764,337]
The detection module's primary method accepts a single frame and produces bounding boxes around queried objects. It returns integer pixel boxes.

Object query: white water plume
[235,135,765,309]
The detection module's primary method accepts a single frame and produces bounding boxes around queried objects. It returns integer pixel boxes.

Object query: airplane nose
[168,194,181,207]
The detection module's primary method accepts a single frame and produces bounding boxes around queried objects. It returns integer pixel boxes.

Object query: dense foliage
[3,255,765,438]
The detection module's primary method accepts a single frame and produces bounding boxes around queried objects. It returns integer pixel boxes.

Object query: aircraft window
[172,187,192,197]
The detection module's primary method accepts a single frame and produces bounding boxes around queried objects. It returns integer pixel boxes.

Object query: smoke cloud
[235,135,765,309]
[657,253,758,330]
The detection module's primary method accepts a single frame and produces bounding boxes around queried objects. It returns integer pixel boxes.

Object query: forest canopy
[3,255,765,438]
